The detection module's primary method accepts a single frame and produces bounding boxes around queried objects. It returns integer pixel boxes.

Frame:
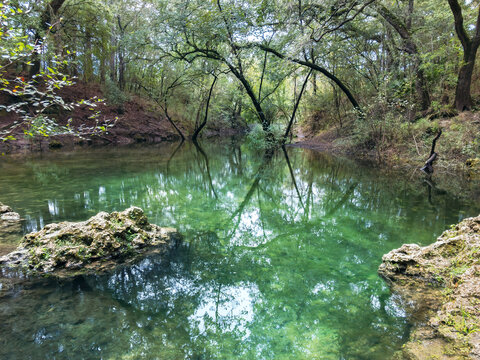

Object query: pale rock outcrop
[0,207,181,276]
[379,215,480,359]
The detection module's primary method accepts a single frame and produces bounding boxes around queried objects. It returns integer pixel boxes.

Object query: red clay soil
[0,82,182,153]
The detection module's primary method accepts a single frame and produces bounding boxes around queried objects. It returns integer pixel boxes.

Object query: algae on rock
[379,215,480,359]
[0,207,181,276]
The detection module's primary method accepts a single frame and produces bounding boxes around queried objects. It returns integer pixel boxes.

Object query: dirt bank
[0,82,242,154]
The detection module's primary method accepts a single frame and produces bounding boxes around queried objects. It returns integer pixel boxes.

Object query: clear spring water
[0,141,479,360]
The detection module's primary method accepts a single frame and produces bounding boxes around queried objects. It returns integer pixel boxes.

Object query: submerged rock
[379,215,480,359]
[0,207,181,276]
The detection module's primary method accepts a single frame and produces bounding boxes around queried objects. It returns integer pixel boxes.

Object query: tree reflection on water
[0,141,479,359]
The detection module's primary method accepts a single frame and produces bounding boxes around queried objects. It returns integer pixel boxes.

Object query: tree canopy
[2,0,480,144]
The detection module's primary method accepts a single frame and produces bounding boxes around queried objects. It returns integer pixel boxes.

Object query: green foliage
[245,123,270,149]
[445,307,480,336]
[0,1,116,142]
[349,95,407,153]
[104,77,128,107]
[245,123,284,149]
[1,0,478,149]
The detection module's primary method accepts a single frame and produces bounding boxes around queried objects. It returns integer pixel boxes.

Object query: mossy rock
[379,215,480,359]
[0,207,181,276]
[0,202,20,221]
[0,202,22,254]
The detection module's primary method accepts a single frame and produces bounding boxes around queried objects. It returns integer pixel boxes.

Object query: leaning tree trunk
[227,64,270,132]
[283,70,312,144]
[192,75,217,142]
[163,102,185,141]
[257,44,362,113]
[420,129,442,174]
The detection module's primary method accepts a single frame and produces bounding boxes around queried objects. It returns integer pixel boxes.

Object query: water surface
[0,141,479,359]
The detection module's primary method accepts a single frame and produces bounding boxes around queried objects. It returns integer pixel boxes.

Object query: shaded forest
[0,0,479,165]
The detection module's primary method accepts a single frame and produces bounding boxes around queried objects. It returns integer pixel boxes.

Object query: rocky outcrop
[0,202,22,255]
[0,202,20,222]
[379,215,480,359]
[0,207,181,276]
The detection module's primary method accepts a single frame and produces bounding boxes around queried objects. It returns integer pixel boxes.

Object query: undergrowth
[301,95,480,167]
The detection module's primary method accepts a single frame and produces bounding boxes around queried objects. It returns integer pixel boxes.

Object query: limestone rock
[0,207,181,276]
[0,202,20,222]
[0,202,22,255]
[380,215,480,359]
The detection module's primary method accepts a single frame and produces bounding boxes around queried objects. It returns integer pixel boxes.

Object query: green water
[0,141,479,360]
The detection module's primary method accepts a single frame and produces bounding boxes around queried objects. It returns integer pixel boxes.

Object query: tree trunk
[100,55,106,83]
[447,0,480,112]
[109,47,116,82]
[84,28,93,82]
[415,62,431,111]
[163,102,185,141]
[454,49,478,111]
[118,51,125,90]
[420,129,442,174]
[30,33,43,77]
[192,75,217,141]
[30,0,66,78]
[283,70,311,143]
[227,63,270,132]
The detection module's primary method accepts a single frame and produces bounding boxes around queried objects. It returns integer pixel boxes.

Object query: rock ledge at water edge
[0,207,181,276]
[379,215,480,359]
[0,202,20,222]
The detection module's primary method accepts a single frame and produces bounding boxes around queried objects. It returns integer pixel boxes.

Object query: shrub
[104,78,128,108]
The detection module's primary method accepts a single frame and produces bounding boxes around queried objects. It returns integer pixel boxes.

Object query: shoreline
[379,215,480,359]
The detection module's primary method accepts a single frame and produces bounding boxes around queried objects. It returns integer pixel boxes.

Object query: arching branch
[255,44,362,113]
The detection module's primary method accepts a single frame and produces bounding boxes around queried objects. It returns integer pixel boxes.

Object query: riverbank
[294,111,480,177]
[0,82,243,154]
[379,215,480,359]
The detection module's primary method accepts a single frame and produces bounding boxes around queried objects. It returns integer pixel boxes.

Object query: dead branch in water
[420,129,442,174]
